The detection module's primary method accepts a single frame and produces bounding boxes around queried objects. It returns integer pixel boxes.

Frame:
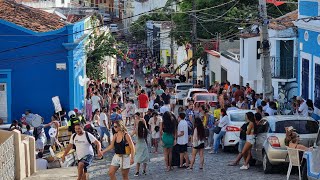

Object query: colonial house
[206,40,240,86]
[0,0,92,123]
[294,0,320,112]
[239,10,298,99]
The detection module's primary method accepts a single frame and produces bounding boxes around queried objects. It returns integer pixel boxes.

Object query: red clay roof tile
[0,0,65,32]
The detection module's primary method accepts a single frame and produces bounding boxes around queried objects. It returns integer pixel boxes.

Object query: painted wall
[240,37,260,81]
[176,45,188,74]
[0,17,89,123]
[208,53,221,84]
[132,0,168,21]
[220,55,240,85]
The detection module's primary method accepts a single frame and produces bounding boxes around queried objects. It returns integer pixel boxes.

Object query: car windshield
[229,113,247,122]
[190,91,207,97]
[177,85,193,91]
[195,95,217,102]
[273,120,319,134]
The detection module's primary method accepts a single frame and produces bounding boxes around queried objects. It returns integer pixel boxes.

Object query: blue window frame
[314,63,320,109]
[302,58,309,100]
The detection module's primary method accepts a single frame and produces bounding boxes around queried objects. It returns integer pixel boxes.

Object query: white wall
[240,37,261,81]
[208,53,221,83]
[176,46,188,74]
[133,0,168,21]
[220,55,240,85]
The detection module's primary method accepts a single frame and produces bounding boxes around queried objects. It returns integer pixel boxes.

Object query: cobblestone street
[85,64,300,180]
[88,147,299,180]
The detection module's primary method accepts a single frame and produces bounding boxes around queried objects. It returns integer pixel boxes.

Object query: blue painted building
[295,0,320,112]
[0,1,92,123]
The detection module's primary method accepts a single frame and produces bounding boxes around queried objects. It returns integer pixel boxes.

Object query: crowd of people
[6,55,319,180]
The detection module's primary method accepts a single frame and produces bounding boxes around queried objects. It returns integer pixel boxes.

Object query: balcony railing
[271,56,297,79]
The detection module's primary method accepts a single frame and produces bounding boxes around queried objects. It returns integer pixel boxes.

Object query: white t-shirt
[265,107,277,116]
[36,158,48,171]
[298,101,309,117]
[91,95,101,112]
[177,119,189,145]
[99,112,108,127]
[70,132,97,160]
[149,116,162,139]
[160,105,170,114]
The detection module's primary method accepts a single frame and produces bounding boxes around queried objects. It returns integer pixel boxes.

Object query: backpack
[72,132,93,150]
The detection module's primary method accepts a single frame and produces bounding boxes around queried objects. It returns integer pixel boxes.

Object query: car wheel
[263,152,273,174]
[302,161,308,180]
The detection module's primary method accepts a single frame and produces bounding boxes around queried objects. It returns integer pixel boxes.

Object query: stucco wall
[0,21,70,123]
[220,55,240,85]
[208,54,221,83]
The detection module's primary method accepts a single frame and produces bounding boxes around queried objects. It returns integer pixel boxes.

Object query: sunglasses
[114,126,118,128]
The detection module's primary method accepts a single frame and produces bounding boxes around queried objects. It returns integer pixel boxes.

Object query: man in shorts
[62,123,102,180]
[176,113,189,168]
[138,89,149,117]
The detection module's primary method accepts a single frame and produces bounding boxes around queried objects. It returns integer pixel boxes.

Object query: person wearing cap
[295,96,309,117]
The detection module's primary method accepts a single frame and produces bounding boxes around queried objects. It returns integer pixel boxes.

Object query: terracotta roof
[269,10,298,30]
[238,33,259,38]
[67,14,86,23]
[0,0,65,32]
[205,50,220,58]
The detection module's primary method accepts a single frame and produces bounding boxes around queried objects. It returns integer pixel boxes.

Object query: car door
[253,120,269,161]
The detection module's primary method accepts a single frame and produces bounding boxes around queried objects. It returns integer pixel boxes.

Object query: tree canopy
[170,0,297,46]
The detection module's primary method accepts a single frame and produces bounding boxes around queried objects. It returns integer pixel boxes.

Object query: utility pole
[258,0,273,100]
[170,1,174,69]
[192,0,197,85]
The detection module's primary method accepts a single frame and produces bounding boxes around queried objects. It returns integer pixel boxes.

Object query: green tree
[171,0,297,46]
[86,16,128,80]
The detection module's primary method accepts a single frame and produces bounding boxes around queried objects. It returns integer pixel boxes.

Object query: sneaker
[240,165,249,170]
[134,172,139,176]
[142,170,146,175]
[205,146,211,150]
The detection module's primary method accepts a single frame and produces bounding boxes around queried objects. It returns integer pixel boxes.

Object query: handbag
[213,126,221,134]
[124,133,131,155]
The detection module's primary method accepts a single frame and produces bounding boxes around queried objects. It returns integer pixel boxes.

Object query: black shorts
[178,144,188,153]
[194,143,205,150]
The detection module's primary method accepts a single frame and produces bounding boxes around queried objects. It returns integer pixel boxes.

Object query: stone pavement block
[24,166,78,180]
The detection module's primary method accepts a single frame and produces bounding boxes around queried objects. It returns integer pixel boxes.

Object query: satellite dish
[48,128,57,138]
[31,114,42,127]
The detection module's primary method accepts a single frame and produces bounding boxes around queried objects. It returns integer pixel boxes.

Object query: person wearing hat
[68,110,81,134]
[285,127,310,151]
[295,96,308,117]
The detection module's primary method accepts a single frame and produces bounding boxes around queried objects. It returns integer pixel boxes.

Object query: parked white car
[175,83,193,104]
[109,24,118,33]
[103,13,111,22]
[183,88,208,107]
[222,110,256,150]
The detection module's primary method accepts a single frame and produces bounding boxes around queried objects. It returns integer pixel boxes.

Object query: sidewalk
[25,167,78,180]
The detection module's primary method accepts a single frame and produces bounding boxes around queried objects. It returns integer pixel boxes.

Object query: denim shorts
[238,139,246,153]
[78,154,94,173]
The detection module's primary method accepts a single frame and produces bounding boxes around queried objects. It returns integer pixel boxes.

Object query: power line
[0,1,182,53]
